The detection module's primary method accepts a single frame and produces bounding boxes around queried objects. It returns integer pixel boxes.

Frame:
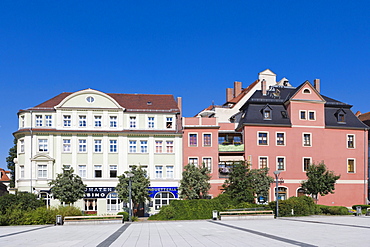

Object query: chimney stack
[226,88,233,102]
[261,79,267,96]
[234,81,242,97]
[177,97,182,117]
[314,79,320,93]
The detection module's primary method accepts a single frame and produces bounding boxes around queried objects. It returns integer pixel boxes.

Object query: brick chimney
[226,88,233,102]
[177,97,182,117]
[234,81,242,97]
[314,79,320,93]
[261,79,267,96]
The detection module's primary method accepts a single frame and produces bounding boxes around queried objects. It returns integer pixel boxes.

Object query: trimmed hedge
[269,196,318,217]
[317,205,350,215]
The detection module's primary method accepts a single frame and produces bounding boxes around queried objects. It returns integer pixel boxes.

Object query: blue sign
[148,187,179,198]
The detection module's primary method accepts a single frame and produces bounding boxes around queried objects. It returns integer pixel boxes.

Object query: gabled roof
[227,79,259,105]
[21,90,180,113]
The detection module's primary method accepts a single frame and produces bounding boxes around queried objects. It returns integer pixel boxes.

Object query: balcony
[218,143,244,152]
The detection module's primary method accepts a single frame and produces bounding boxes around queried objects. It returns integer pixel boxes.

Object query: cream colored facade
[14,89,182,215]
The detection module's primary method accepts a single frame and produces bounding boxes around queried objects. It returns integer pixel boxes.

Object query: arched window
[297,188,306,197]
[275,187,287,200]
[303,88,311,94]
[107,192,122,212]
[154,192,175,210]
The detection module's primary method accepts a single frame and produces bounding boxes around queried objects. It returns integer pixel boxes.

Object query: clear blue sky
[1,1,369,169]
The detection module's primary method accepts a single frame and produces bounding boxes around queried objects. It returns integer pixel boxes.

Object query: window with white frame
[155,166,163,178]
[21,115,25,128]
[203,134,211,146]
[154,192,175,210]
[258,132,268,145]
[277,157,285,171]
[263,109,271,120]
[308,111,315,120]
[140,140,148,153]
[189,134,197,146]
[166,117,173,128]
[166,141,174,153]
[202,157,212,171]
[189,158,198,166]
[141,166,148,178]
[38,139,48,152]
[148,117,155,129]
[110,116,117,128]
[63,115,71,127]
[94,116,102,127]
[45,115,52,127]
[84,199,97,211]
[79,115,86,127]
[63,139,71,152]
[79,139,87,152]
[303,133,311,146]
[20,165,24,178]
[166,165,174,178]
[20,139,24,153]
[110,140,117,153]
[155,141,163,153]
[38,164,47,178]
[129,116,136,128]
[36,115,43,127]
[94,165,102,178]
[347,135,355,148]
[347,159,355,173]
[79,165,87,178]
[259,157,268,169]
[303,157,311,171]
[129,140,137,153]
[276,133,285,146]
[300,111,306,120]
[110,165,117,178]
[107,192,121,212]
[94,140,102,152]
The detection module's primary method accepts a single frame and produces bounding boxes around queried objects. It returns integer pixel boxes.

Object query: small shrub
[269,196,316,217]
[117,211,129,221]
[317,205,350,215]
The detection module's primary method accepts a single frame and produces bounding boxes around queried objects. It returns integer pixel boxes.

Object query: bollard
[212,210,218,220]
[56,215,63,225]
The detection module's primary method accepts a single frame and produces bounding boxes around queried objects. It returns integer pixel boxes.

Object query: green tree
[6,138,17,188]
[0,192,44,214]
[179,163,211,200]
[49,165,87,205]
[301,162,341,203]
[116,165,151,215]
[222,161,273,203]
[222,161,254,203]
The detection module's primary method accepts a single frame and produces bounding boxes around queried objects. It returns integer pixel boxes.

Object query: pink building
[183,70,368,206]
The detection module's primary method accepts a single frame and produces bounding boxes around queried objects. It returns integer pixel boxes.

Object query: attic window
[147,101,152,105]
[263,110,271,120]
[338,113,346,123]
[303,89,311,94]
[86,96,94,103]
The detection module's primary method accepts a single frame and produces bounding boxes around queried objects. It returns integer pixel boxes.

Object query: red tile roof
[21,91,180,113]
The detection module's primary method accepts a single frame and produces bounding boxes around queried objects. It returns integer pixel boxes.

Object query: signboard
[148,187,179,198]
[84,187,115,198]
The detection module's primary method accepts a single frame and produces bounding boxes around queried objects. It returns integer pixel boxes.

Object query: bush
[317,205,350,215]
[0,193,44,214]
[269,196,317,217]
[117,211,129,221]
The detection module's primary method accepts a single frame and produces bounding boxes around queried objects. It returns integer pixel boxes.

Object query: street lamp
[273,170,281,218]
[127,172,134,222]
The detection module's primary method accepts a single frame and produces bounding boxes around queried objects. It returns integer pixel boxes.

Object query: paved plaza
[1,216,369,246]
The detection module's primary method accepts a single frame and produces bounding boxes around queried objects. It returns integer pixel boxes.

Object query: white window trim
[308,111,316,121]
[258,156,268,169]
[129,116,137,129]
[302,132,312,147]
[302,157,312,172]
[257,131,269,146]
[165,116,174,129]
[155,165,163,179]
[109,139,118,153]
[300,110,307,120]
[62,139,72,153]
[275,132,286,146]
[147,116,155,129]
[165,165,174,178]
[189,133,198,147]
[129,140,137,153]
[347,134,355,149]
[303,88,311,94]
[347,158,356,173]
[188,157,199,166]
[78,139,87,153]
[140,140,148,153]
[202,133,212,147]
[202,157,212,172]
[109,116,118,128]
[276,156,286,171]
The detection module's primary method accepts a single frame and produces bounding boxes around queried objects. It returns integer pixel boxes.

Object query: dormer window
[262,105,272,120]
[335,109,346,123]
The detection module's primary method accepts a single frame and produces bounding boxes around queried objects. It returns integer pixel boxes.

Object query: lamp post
[273,170,281,218]
[127,172,134,222]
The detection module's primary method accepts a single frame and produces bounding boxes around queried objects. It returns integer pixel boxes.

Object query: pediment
[31,154,55,162]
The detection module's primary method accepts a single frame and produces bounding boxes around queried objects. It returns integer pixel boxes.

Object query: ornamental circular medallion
[86,96,94,103]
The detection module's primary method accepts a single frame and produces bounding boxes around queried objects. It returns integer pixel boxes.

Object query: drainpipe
[364,129,368,204]
[30,110,33,193]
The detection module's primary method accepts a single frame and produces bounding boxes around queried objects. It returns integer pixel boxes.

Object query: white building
[14,89,183,216]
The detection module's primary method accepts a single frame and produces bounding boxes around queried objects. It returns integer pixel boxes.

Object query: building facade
[14,89,182,215]
[184,70,368,206]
